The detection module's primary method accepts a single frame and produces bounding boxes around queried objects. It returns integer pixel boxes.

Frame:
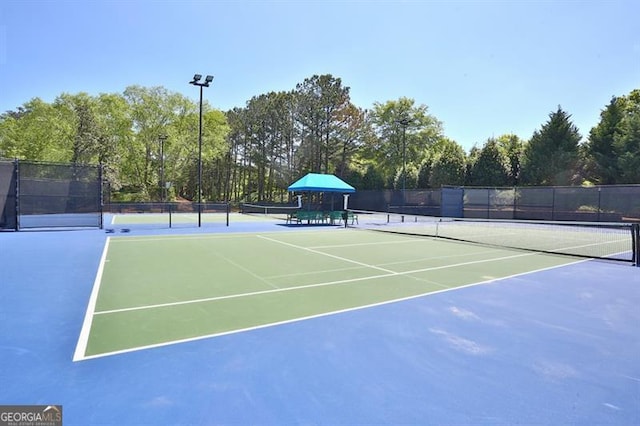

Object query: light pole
[189,74,213,227]
[396,117,411,206]
[158,134,167,203]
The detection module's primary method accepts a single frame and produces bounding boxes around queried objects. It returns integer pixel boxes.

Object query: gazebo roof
[288,173,355,193]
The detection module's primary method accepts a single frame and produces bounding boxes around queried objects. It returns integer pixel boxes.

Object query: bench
[289,210,325,224]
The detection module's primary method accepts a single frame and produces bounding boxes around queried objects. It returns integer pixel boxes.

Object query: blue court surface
[1,219,639,425]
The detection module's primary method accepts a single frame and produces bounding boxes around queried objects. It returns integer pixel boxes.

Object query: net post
[169,203,172,228]
[226,202,230,227]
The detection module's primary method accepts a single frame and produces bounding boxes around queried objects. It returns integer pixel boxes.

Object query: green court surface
[75,228,578,360]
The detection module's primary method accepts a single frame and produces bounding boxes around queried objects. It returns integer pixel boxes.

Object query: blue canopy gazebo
[287,173,355,194]
[287,173,356,224]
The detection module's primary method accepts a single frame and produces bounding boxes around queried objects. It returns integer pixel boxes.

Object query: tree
[333,103,367,178]
[614,103,640,183]
[467,138,510,186]
[225,91,296,202]
[121,85,228,201]
[91,93,133,191]
[417,156,434,188]
[236,92,290,201]
[361,164,385,189]
[0,98,73,161]
[294,74,352,175]
[55,93,105,165]
[429,138,466,187]
[584,89,640,184]
[520,106,582,185]
[366,97,443,188]
[584,96,624,184]
[496,134,524,185]
[200,109,230,201]
[225,76,366,202]
[464,135,522,186]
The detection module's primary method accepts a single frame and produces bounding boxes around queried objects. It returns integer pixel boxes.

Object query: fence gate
[441,187,463,218]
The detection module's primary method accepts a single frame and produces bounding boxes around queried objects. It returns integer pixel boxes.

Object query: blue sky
[1,0,638,152]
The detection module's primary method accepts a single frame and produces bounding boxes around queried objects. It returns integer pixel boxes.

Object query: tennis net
[350,209,639,265]
[240,203,300,221]
[105,202,230,228]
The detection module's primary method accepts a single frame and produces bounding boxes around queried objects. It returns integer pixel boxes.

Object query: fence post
[486,189,490,219]
[99,164,104,229]
[631,223,640,267]
[14,159,20,231]
[597,187,601,222]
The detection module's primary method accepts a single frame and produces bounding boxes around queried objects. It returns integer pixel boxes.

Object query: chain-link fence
[0,159,102,230]
[349,186,640,223]
[0,161,17,229]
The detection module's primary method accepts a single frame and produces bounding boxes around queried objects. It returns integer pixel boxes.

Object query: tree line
[0,75,638,203]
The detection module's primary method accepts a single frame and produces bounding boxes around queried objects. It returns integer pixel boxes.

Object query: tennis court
[74,228,579,360]
[1,214,639,425]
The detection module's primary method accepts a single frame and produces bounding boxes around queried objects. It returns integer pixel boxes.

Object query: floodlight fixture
[205,75,214,84]
[190,74,202,85]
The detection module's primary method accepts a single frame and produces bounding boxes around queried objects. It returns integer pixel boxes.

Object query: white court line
[108,233,256,243]
[257,234,397,274]
[266,265,365,280]
[309,239,430,249]
[211,250,279,290]
[93,250,541,316]
[73,237,111,362]
[78,258,585,361]
[263,233,527,271]
[105,228,330,243]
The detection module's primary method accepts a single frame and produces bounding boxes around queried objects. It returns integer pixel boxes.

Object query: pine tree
[467,138,510,186]
[521,106,582,185]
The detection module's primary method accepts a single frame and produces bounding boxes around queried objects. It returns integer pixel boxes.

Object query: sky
[0,0,638,152]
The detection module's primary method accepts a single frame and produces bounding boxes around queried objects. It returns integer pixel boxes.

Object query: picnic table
[286,210,357,225]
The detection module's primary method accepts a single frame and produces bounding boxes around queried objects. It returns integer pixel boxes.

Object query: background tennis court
[2,218,639,425]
